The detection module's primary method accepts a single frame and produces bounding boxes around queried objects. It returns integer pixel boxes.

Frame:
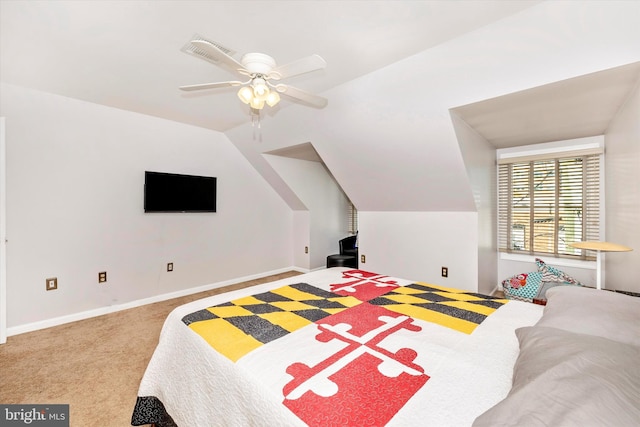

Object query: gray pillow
[535,285,640,347]
[473,326,640,427]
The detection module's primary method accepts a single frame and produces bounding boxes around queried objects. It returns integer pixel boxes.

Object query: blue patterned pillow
[502,271,542,303]
[502,259,583,304]
[535,258,583,286]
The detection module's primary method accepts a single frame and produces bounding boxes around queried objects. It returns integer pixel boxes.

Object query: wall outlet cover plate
[46,277,58,291]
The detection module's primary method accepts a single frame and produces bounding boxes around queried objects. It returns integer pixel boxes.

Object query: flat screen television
[144,171,217,213]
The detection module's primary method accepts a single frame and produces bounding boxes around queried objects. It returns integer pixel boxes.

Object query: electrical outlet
[46,277,58,291]
[98,271,107,283]
[304,246,308,254]
[361,254,366,263]
[167,262,174,272]
[441,267,448,278]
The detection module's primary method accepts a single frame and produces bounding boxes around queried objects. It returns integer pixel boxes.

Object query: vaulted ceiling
[0,1,540,132]
[453,62,640,148]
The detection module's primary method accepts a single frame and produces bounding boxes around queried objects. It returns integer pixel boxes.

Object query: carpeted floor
[0,271,302,426]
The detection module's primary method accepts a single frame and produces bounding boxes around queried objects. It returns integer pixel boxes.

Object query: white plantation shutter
[583,155,600,243]
[348,201,358,235]
[498,154,600,260]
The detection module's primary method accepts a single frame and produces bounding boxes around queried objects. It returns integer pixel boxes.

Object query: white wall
[0,117,6,343]
[357,211,478,291]
[265,155,351,269]
[605,77,640,293]
[451,113,498,295]
[292,210,310,270]
[1,83,294,331]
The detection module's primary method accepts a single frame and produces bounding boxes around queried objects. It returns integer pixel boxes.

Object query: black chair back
[339,235,357,255]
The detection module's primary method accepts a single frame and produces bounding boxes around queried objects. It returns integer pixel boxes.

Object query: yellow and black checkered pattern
[182,283,361,362]
[368,282,508,334]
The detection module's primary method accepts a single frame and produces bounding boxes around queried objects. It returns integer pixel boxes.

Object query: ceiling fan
[179,35,328,114]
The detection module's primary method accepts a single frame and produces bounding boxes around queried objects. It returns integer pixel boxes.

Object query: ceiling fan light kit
[236,75,282,110]
[180,36,327,119]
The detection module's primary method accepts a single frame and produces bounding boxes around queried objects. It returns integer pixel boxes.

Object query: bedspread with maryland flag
[181,270,507,426]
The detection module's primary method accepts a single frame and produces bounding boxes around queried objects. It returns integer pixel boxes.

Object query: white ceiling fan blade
[275,84,328,108]
[179,81,243,91]
[190,40,246,75]
[269,54,326,80]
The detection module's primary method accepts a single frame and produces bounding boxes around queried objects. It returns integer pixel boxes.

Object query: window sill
[499,252,596,270]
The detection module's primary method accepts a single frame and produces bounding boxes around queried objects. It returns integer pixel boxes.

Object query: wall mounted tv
[144,171,217,213]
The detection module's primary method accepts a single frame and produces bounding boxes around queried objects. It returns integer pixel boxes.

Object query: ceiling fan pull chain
[251,110,263,141]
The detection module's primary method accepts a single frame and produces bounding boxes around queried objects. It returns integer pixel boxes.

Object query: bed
[131,267,640,426]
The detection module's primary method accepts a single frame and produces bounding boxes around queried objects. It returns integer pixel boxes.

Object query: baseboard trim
[490,283,503,297]
[6,266,309,338]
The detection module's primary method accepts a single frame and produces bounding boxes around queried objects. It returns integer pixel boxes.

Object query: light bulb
[265,91,280,107]
[250,97,265,110]
[237,86,253,104]
[252,78,269,101]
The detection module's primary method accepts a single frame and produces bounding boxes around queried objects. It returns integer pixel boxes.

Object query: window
[498,153,600,260]
[348,201,358,235]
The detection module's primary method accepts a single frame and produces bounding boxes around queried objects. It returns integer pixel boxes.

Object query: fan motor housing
[241,53,276,75]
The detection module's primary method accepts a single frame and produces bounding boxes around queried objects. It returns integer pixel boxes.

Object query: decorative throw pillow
[536,286,640,347]
[502,273,528,290]
[501,272,542,303]
[535,258,582,285]
[501,259,583,304]
[473,326,640,427]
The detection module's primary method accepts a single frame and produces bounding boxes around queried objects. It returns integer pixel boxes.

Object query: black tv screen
[144,171,217,213]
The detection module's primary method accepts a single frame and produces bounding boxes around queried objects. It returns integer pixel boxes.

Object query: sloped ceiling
[453,62,640,148]
[225,2,640,212]
[265,143,322,163]
[0,0,540,132]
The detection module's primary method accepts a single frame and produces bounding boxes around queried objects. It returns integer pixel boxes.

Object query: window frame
[347,201,358,235]
[497,139,604,262]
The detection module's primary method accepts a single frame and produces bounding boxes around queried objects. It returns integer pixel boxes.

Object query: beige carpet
[0,271,302,426]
